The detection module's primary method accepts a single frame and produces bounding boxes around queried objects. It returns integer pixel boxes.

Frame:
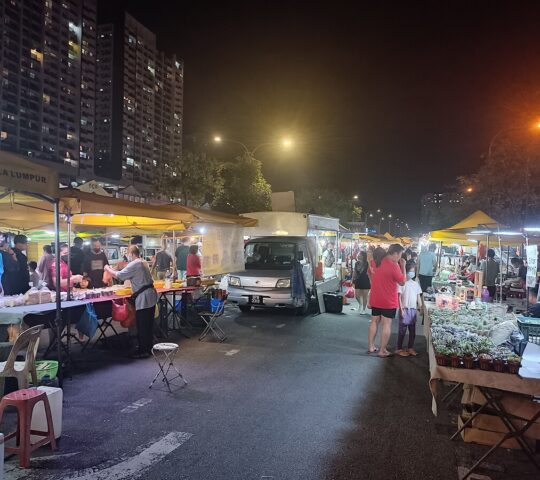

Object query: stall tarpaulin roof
[0,189,257,233]
[445,210,506,232]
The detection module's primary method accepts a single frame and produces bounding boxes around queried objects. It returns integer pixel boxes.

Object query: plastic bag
[111,298,136,328]
[345,287,355,298]
[102,269,113,286]
[76,303,98,339]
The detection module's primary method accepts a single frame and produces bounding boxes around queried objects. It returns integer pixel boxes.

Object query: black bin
[323,293,343,313]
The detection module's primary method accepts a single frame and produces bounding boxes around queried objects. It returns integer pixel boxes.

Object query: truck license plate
[251,296,263,304]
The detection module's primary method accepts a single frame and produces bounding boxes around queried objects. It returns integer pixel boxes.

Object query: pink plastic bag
[345,287,355,298]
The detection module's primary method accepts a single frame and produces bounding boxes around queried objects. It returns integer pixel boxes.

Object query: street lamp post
[213,136,293,159]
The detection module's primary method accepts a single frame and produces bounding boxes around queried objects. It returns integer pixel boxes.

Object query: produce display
[430,303,522,373]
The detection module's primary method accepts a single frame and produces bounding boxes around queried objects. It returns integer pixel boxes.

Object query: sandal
[378,351,394,358]
[367,348,379,354]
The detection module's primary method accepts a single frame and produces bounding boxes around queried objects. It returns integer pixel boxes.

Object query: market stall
[424,299,540,479]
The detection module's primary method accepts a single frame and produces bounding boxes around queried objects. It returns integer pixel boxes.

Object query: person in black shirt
[528,285,540,318]
[3,235,30,295]
[83,238,109,288]
[509,257,527,286]
[70,236,85,276]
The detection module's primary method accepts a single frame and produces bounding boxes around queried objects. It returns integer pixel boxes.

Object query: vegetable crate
[517,317,540,345]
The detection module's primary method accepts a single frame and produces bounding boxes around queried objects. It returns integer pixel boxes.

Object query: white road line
[276,323,286,328]
[225,349,240,356]
[457,467,491,480]
[120,397,152,414]
[251,325,257,328]
[58,431,193,480]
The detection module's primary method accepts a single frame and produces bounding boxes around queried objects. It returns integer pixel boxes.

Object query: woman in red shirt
[186,245,202,277]
[368,244,406,357]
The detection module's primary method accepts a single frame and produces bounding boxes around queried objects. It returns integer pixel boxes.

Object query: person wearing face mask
[3,234,31,295]
[104,245,157,359]
[83,238,109,288]
[396,261,423,356]
[49,244,83,292]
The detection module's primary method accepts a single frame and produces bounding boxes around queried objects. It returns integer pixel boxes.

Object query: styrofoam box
[30,387,63,443]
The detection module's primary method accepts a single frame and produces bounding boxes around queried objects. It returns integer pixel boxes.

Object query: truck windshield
[245,242,296,270]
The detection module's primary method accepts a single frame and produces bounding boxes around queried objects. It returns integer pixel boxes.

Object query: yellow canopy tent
[0,189,257,233]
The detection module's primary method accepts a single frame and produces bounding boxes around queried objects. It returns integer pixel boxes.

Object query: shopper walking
[353,251,370,314]
[480,248,500,300]
[105,245,157,359]
[367,244,406,358]
[417,243,437,292]
[37,245,55,289]
[153,242,173,280]
[396,261,423,356]
[175,237,190,280]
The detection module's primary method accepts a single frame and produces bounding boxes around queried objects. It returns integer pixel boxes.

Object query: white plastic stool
[149,343,187,392]
[31,387,63,443]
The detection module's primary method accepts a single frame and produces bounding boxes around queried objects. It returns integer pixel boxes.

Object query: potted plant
[460,341,477,369]
[434,346,450,366]
[492,353,505,373]
[449,346,462,368]
[506,354,521,374]
[478,353,492,371]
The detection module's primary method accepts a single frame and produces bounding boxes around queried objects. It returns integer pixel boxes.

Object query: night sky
[104,1,540,224]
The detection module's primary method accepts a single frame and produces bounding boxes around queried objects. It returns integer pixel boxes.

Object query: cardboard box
[468,412,540,440]
[458,415,522,450]
[464,386,540,423]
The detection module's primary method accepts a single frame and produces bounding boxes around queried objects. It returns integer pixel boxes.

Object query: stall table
[424,304,540,479]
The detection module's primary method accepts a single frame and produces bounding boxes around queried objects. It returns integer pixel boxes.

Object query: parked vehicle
[227,236,315,314]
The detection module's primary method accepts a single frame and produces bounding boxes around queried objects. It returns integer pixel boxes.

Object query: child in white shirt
[396,261,423,356]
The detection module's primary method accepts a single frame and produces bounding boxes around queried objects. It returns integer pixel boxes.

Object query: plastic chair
[0,388,57,467]
[149,343,188,393]
[0,325,43,395]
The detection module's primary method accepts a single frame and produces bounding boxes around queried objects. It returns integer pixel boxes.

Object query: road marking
[457,467,492,480]
[57,432,193,480]
[120,397,152,414]
[225,349,240,356]
[276,323,286,328]
[251,325,257,328]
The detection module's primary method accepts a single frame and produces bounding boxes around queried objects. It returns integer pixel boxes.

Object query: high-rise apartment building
[0,0,97,180]
[95,12,183,191]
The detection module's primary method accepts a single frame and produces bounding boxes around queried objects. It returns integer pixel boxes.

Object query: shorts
[371,307,397,319]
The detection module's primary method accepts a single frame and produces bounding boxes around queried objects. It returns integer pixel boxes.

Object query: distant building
[421,192,464,231]
[0,0,97,181]
[95,12,183,192]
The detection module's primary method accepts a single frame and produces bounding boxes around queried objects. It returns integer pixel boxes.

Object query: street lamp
[213,135,294,158]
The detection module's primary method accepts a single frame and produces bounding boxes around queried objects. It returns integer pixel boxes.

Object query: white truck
[227,212,341,314]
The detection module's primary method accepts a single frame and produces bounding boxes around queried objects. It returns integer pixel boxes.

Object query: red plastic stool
[0,388,57,468]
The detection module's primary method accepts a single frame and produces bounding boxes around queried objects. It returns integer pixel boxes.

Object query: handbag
[128,283,154,306]
[112,298,136,328]
[76,303,98,339]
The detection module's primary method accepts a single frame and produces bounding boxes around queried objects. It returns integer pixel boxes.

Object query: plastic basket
[29,360,59,383]
[210,299,225,313]
[517,317,540,345]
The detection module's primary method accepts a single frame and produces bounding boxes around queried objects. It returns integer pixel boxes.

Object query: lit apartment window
[43,93,50,104]
[126,157,134,166]
[30,49,43,63]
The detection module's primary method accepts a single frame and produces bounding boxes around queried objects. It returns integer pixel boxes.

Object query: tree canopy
[295,188,360,222]
[212,154,272,213]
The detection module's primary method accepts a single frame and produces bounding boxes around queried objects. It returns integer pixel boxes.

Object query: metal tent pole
[53,200,63,388]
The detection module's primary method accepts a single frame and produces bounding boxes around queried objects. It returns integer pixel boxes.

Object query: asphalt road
[2,302,537,480]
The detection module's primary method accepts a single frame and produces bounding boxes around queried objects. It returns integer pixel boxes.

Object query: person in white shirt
[396,261,423,357]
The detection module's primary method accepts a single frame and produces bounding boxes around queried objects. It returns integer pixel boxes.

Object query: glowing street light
[213,135,294,157]
[282,138,293,148]
[466,187,473,193]
[353,194,359,200]
[213,135,222,143]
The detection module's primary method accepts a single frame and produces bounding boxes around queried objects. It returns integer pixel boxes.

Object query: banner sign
[202,225,245,275]
[0,151,58,198]
[526,245,538,288]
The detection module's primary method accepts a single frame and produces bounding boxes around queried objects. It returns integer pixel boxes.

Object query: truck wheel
[239,305,252,313]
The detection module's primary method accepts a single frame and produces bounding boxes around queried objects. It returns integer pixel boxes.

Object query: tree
[456,138,540,227]
[153,150,222,206]
[212,154,272,213]
[295,188,359,222]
